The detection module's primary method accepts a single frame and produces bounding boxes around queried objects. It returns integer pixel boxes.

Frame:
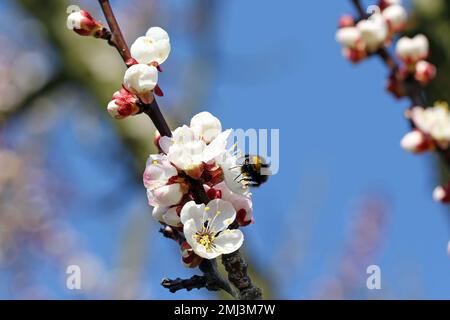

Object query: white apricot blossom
[144,154,178,189]
[152,206,181,227]
[356,13,388,52]
[382,4,407,32]
[190,111,222,144]
[180,199,244,259]
[123,64,158,103]
[144,154,185,208]
[159,124,231,178]
[130,27,171,65]
[147,184,184,208]
[396,35,429,64]
[410,104,450,147]
[208,182,253,226]
[336,27,362,49]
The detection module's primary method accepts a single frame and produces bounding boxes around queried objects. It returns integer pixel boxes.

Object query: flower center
[194,229,215,251]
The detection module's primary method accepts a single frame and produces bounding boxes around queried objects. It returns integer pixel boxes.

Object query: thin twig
[161,275,208,293]
[351,0,367,19]
[159,226,185,245]
[98,0,131,62]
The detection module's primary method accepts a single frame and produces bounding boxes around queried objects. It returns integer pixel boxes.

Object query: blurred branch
[350,0,450,173]
[1,71,65,123]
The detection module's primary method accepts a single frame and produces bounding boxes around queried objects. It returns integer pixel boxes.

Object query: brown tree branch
[98,0,131,62]
[162,260,236,297]
[222,250,263,300]
[161,275,208,293]
[96,0,261,299]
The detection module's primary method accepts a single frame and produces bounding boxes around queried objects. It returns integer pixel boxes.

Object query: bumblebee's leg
[234,173,244,181]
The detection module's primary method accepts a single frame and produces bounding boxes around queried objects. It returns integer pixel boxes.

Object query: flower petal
[163,207,181,227]
[180,201,205,226]
[183,218,200,250]
[205,199,236,233]
[147,183,183,207]
[213,229,244,255]
[202,129,232,163]
[158,136,173,153]
[183,219,222,259]
[152,206,167,222]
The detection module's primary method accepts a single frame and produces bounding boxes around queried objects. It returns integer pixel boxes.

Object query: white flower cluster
[401,102,450,203]
[67,11,170,114]
[336,1,407,63]
[109,27,171,118]
[401,103,450,152]
[395,35,436,85]
[144,112,254,266]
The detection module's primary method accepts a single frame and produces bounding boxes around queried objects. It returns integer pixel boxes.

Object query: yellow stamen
[194,232,215,251]
[152,160,158,165]
[205,207,210,212]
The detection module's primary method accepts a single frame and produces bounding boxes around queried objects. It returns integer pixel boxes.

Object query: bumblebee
[237,155,270,187]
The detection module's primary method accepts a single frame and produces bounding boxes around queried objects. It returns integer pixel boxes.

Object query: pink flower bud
[433,185,450,204]
[400,130,434,154]
[107,88,140,119]
[339,15,355,28]
[181,241,203,268]
[415,61,436,85]
[67,10,103,37]
[343,47,367,64]
[206,187,222,200]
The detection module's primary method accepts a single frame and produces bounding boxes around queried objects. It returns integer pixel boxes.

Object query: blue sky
[1,0,449,299]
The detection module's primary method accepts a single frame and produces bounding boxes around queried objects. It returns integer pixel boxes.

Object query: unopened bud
[433,185,450,204]
[400,130,434,153]
[415,61,436,85]
[181,242,203,268]
[107,88,140,119]
[67,9,103,37]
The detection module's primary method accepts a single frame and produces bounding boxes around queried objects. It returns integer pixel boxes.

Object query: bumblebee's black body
[240,155,270,187]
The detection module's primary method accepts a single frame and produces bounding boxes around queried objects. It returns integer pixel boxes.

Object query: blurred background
[0,0,449,299]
